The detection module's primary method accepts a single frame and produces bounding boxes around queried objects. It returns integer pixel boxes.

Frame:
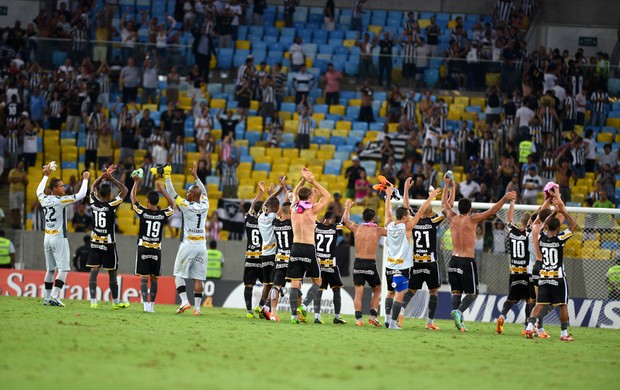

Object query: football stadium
[1,0,620,388]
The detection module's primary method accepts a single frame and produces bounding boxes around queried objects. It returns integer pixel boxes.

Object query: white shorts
[173,242,207,281]
[44,236,71,271]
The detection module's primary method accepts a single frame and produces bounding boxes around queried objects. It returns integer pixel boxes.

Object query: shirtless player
[343,198,387,327]
[442,175,516,331]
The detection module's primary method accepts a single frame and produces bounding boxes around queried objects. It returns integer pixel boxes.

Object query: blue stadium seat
[313,136,328,145]
[245,132,261,146]
[254,163,271,172]
[319,120,335,130]
[330,136,346,146]
[602,241,620,250]
[353,122,368,131]
[240,155,253,163]
[281,102,296,113]
[314,104,328,114]
[337,145,354,153]
[61,161,77,169]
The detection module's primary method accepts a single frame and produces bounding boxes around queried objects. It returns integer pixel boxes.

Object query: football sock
[194,292,202,310]
[89,268,99,303]
[457,294,476,313]
[355,311,362,320]
[402,290,414,308]
[526,316,537,331]
[451,294,461,310]
[561,321,569,337]
[290,288,299,315]
[175,277,188,304]
[149,279,158,303]
[140,279,148,302]
[501,301,514,317]
[428,295,438,320]
[244,286,253,311]
[525,302,535,326]
[44,271,54,299]
[391,301,402,322]
[302,283,320,307]
[384,297,394,318]
[369,308,378,317]
[538,305,552,328]
[51,279,65,299]
[108,270,119,303]
[259,298,265,306]
[333,288,342,316]
[314,290,323,314]
[315,312,321,320]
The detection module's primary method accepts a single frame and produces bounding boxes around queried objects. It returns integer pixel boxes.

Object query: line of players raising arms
[37,160,578,339]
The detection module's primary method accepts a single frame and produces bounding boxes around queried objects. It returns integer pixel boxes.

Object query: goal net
[380,199,620,326]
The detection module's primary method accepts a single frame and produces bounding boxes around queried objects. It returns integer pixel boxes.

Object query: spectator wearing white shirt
[575,87,587,126]
[516,98,535,141]
[460,173,481,200]
[522,166,542,205]
[292,65,316,105]
[141,56,159,105]
[583,128,597,172]
[226,0,243,40]
[289,36,306,72]
[598,144,618,173]
[152,138,169,165]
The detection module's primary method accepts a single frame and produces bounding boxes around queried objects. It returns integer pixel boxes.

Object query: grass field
[1,297,619,389]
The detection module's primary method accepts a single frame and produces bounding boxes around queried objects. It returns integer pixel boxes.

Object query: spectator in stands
[72,203,93,233]
[284,0,299,28]
[97,125,114,170]
[597,163,616,201]
[598,144,618,173]
[485,84,502,125]
[119,58,139,104]
[65,87,86,133]
[289,36,306,73]
[351,0,366,32]
[464,131,480,160]
[575,86,587,126]
[170,107,187,142]
[324,0,336,31]
[170,135,186,174]
[356,32,375,81]
[354,170,371,204]
[358,80,374,123]
[589,85,609,127]
[345,156,366,199]
[377,32,395,88]
[292,65,316,105]
[399,33,416,88]
[236,79,252,117]
[112,98,137,163]
[192,22,217,84]
[387,86,402,123]
[414,38,431,88]
[327,192,343,220]
[141,154,155,193]
[217,109,243,139]
[8,160,27,229]
[138,109,156,150]
[21,119,37,169]
[72,235,90,272]
[196,159,210,183]
[460,172,481,201]
[28,86,46,123]
[260,75,276,123]
[522,165,542,205]
[220,134,240,198]
[272,63,287,110]
[141,55,159,106]
[555,159,573,202]
[593,191,615,208]
[296,96,313,150]
[253,0,267,25]
[166,65,180,106]
[323,63,343,107]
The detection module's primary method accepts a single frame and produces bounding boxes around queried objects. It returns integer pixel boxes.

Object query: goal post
[379,199,620,318]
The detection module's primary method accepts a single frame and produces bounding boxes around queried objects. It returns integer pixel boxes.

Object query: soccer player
[287,168,331,324]
[270,200,294,321]
[442,175,516,331]
[399,178,445,330]
[37,163,90,306]
[343,198,387,327]
[525,191,577,341]
[242,184,265,318]
[131,176,174,313]
[383,184,439,329]
[496,199,534,334]
[257,177,287,318]
[314,211,346,324]
[164,162,210,316]
[87,165,129,309]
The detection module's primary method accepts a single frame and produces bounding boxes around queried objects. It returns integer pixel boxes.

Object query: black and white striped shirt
[262,85,275,104]
[352,0,363,18]
[480,138,494,160]
[148,133,165,152]
[298,114,312,135]
[98,73,110,95]
[170,143,185,165]
[521,0,536,16]
[220,162,238,186]
[422,145,435,164]
[590,91,608,113]
[571,74,583,96]
[142,163,155,190]
[571,147,584,166]
[530,125,542,144]
[86,127,98,150]
[49,99,64,119]
[441,137,457,165]
[424,169,438,190]
[456,128,468,153]
[564,96,577,121]
[402,99,416,123]
[6,128,21,153]
[542,157,555,180]
[274,71,287,95]
[401,42,416,64]
[495,0,515,23]
[541,107,555,133]
[70,26,88,51]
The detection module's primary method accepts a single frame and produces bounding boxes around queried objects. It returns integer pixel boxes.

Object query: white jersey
[258,211,277,256]
[166,178,209,245]
[386,221,413,270]
[37,176,88,238]
[527,227,537,274]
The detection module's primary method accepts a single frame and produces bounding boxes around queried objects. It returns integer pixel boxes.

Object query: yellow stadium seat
[447,111,462,121]
[486,73,500,87]
[61,169,78,182]
[319,144,336,152]
[342,39,356,48]
[388,123,398,133]
[349,99,361,107]
[238,185,255,199]
[597,132,613,143]
[454,96,470,106]
[470,97,486,108]
[272,163,289,173]
[367,25,382,35]
[317,150,334,160]
[254,155,272,164]
[265,148,282,160]
[236,139,249,147]
[249,146,266,158]
[252,171,268,181]
[300,149,317,159]
[592,249,612,260]
[279,111,293,121]
[60,139,76,146]
[314,128,331,138]
[418,19,430,28]
[210,99,227,109]
[462,112,477,121]
[305,57,313,68]
[284,120,299,134]
[247,116,263,130]
[336,121,352,130]
[235,40,250,50]
[283,149,299,159]
[329,105,345,116]
[606,118,620,128]
[332,129,349,137]
[439,95,453,104]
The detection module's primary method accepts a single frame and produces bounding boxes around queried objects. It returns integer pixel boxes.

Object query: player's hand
[155,181,164,193]
[43,164,51,177]
[82,171,90,181]
[430,187,441,199]
[404,176,413,190]
[106,164,117,177]
[132,174,141,182]
[190,161,198,178]
[504,191,517,202]
[345,199,353,209]
[443,177,452,188]
[279,176,287,188]
[267,183,275,196]
[301,167,310,180]
[258,181,265,193]
[385,186,393,198]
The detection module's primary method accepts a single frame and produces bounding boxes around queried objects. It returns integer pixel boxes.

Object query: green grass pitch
[1,297,619,389]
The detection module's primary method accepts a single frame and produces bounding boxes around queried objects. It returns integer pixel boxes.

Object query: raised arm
[507,199,515,225]
[189,161,207,196]
[472,191,517,223]
[343,199,358,233]
[73,171,90,201]
[384,186,394,226]
[130,175,140,204]
[266,176,287,203]
[406,187,441,229]
[291,177,307,205]
[555,198,577,232]
[441,176,456,218]
[90,169,109,198]
[105,166,129,199]
[304,169,330,211]
[155,181,175,209]
[36,164,52,198]
[249,181,265,215]
[402,177,413,211]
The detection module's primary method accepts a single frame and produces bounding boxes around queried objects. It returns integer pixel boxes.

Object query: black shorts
[286,243,320,280]
[272,262,289,286]
[537,277,568,306]
[507,273,536,301]
[532,261,542,286]
[261,255,275,284]
[409,261,441,291]
[386,268,411,292]
[447,256,478,294]
[353,258,381,288]
[320,266,343,289]
[87,243,118,270]
[243,258,263,285]
[135,246,162,277]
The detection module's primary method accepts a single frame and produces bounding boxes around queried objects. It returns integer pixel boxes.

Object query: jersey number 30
[541,247,559,266]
